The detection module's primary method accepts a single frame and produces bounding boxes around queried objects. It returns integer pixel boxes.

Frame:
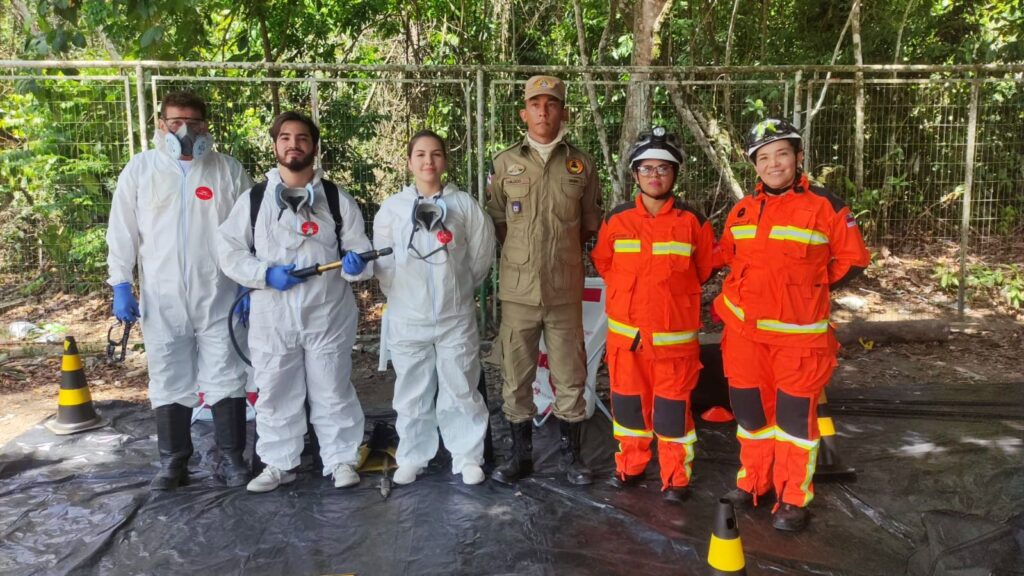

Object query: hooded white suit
[218,168,372,474]
[373,184,495,473]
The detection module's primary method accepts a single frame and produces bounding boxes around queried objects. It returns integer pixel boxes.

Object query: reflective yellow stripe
[608,318,639,339]
[800,443,819,506]
[731,225,757,240]
[708,534,746,571]
[613,239,641,253]
[614,421,653,439]
[651,241,693,256]
[62,355,83,372]
[768,225,828,245]
[59,387,92,406]
[775,428,819,451]
[723,295,745,321]
[651,330,697,346]
[657,430,697,445]
[737,425,775,441]
[756,318,829,334]
[818,416,836,436]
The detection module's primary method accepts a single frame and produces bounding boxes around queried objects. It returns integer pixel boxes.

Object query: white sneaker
[462,464,485,485]
[393,466,421,485]
[247,465,296,493]
[333,464,360,488]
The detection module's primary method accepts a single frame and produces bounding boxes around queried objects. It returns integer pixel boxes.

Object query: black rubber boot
[772,503,809,532]
[212,397,251,488]
[663,486,690,503]
[150,404,193,491]
[607,472,644,489]
[722,487,756,508]
[558,420,593,486]
[491,421,533,485]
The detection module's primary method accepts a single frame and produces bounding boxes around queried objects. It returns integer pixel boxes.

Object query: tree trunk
[615,0,672,206]
[255,5,281,117]
[668,87,745,200]
[834,319,950,346]
[851,0,865,196]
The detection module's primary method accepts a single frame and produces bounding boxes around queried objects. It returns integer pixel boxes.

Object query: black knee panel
[729,387,768,431]
[653,397,688,438]
[611,393,645,430]
[777,391,813,439]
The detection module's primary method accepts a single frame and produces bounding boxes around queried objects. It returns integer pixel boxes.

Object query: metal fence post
[958,78,980,317]
[476,69,488,332]
[135,64,148,151]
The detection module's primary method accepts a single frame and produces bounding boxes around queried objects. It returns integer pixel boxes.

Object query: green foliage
[933,262,1024,310]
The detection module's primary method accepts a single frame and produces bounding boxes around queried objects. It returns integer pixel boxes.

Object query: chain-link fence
[1,62,1022,341]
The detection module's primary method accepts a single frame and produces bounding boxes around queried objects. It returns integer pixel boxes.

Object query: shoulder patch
[673,198,708,225]
[604,201,635,224]
[808,184,848,213]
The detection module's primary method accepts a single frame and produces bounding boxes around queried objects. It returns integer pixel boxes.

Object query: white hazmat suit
[218,168,372,475]
[373,184,495,474]
[107,146,253,408]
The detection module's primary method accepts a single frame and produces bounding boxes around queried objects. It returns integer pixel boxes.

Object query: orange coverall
[713,173,870,507]
[592,195,714,489]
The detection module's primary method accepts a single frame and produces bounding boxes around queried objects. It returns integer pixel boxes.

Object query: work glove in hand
[342,251,366,275]
[265,264,306,291]
[112,282,140,323]
[233,286,251,327]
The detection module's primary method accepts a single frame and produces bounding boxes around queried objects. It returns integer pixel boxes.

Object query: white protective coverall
[373,184,495,473]
[107,146,253,409]
[217,168,372,474]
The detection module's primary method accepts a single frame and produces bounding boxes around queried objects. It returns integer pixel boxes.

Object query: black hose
[228,288,254,367]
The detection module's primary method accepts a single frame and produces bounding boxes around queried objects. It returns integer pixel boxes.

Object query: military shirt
[485,136,602,307]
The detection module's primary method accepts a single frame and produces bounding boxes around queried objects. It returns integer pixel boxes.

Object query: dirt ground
[2,242,1022,447]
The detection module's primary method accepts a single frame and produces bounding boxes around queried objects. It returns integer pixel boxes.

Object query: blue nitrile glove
[112,282,140,323]
[265,263,306,291]
[342,251,366,275]
[233,286,250,327]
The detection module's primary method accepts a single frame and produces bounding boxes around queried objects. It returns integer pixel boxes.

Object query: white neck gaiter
[527,123,568,165]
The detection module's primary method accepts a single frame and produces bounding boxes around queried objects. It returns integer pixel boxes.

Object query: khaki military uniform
[486,136,602,423]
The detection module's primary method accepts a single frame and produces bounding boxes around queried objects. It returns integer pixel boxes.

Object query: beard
[277,148,315,171]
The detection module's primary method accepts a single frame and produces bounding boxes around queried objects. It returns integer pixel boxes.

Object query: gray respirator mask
[163,123,212,160]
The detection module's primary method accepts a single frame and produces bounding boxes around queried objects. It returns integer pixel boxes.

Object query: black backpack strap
[322,179,344,260]
[248,181,268,256]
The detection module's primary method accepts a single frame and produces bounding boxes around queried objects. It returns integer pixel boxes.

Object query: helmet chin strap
[761,169,803,195]
[637,177,676,201]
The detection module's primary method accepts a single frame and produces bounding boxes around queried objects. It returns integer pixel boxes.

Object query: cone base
[45,416,106,436]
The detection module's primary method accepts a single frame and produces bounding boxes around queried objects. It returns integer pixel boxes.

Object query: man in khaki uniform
[486,75,602,486]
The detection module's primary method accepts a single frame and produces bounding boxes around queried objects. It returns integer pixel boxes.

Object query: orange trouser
[608,346,701,490]
[721,328,838,507]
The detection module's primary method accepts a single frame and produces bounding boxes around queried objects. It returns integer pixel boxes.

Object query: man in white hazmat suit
[106,91,254,490]
[373,130,495,485]
[218,111,373,493]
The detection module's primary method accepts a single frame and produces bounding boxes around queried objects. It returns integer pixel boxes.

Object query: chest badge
[566,158,584,175]
[301,221,319,236]
[195,186,213,201]
[511,201,522,214]
[736,207,746,218]
[507,164,526,176]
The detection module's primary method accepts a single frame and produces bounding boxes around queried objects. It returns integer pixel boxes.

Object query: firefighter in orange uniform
[714,118,870,531]
[591,128,715,502]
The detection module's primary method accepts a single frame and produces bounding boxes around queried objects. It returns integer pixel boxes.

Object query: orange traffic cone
[45,336,105,435]
[814,391,856,482]
[708,498,747,575]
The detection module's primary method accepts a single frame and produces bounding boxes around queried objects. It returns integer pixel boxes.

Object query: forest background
[0,0,1022,330]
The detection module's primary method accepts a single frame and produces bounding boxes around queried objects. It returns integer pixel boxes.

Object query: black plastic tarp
[1,377,1022,575]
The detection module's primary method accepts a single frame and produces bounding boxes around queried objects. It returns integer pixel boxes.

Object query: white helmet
[628,126,684,170]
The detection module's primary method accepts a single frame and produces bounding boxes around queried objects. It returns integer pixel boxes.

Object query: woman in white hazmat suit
[217,111,373,492]
[374,130,496,485]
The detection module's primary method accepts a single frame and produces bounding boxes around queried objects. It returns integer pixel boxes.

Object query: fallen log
[834,319,950,346]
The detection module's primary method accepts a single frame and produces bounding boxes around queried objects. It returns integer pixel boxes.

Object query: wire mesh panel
[973,78,1024,254]
[0,70,135,292]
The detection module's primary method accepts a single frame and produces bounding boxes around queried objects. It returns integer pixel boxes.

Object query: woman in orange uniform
[715,118,870,531]
[591,127,714,502]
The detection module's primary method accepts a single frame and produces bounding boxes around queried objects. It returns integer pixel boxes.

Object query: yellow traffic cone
[45,336,105,435]
[708,498,746,575]
[814,391,856,481]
